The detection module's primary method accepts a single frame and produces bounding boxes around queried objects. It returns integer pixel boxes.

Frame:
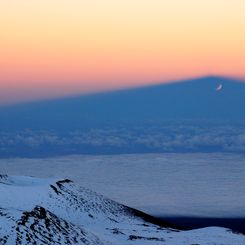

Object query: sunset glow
[0,0,245,103]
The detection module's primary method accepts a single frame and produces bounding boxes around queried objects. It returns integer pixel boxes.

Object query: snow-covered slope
[0,175,244,244]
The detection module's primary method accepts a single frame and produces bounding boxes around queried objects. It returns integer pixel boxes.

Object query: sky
[0,0,245,104]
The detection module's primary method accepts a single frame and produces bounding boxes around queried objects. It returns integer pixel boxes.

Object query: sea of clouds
[1,153,244,218]
[0,124,244,157]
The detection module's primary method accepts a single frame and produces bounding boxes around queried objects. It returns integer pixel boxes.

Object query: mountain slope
[0,175,244,244]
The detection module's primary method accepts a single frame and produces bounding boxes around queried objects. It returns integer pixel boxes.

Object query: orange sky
[0,0,245,104]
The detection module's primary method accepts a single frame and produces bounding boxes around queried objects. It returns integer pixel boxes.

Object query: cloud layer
[0,123,244,157]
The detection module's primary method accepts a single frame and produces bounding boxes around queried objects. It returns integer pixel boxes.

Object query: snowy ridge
[0,175,244,244]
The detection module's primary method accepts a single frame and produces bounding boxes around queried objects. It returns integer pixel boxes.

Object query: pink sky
[0,0,245,104]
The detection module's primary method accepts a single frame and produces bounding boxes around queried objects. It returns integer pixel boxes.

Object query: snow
[0,175,244,244]
[0,153,244,217]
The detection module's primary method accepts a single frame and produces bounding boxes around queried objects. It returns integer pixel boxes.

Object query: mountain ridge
[0,76,244,156]
[0,175,244,244]
[0,76,244,130]
[1,75,244,108]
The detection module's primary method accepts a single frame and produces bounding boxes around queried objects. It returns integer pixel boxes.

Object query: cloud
[0,124,244,156]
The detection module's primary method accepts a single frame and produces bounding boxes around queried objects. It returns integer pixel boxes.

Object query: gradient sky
[0,0,245,104]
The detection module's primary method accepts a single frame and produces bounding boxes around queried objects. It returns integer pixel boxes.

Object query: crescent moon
[216,84,223,91]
